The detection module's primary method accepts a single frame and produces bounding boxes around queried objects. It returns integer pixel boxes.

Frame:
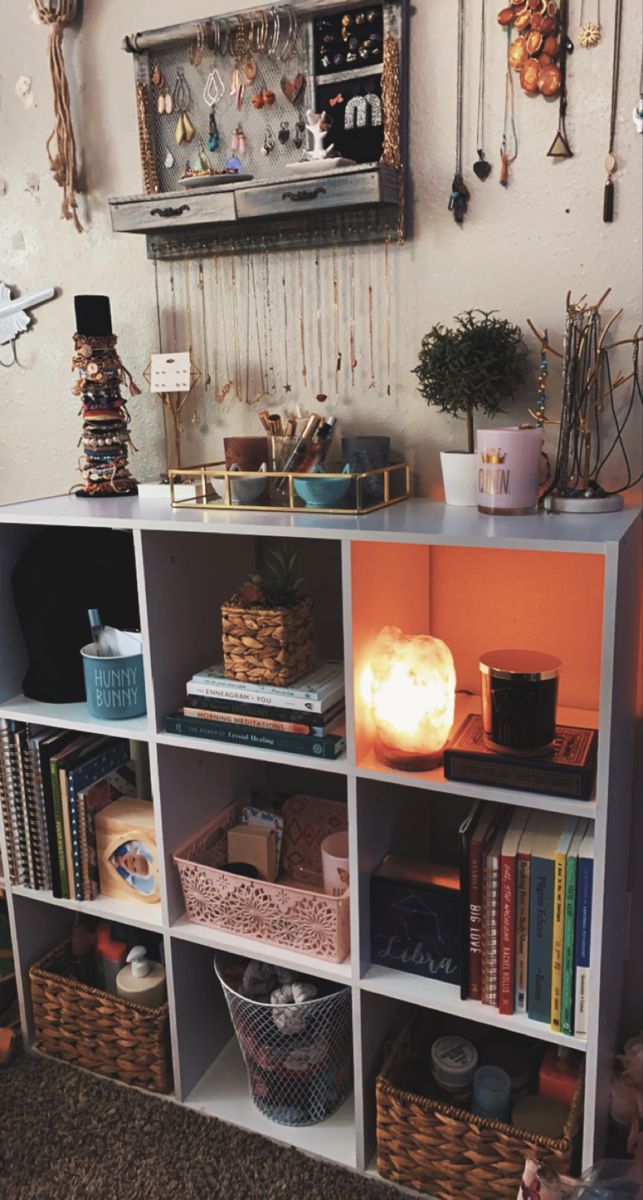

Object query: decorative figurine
[0,282,55,363]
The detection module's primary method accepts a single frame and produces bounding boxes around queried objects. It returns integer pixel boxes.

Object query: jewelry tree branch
[531,291,643,512]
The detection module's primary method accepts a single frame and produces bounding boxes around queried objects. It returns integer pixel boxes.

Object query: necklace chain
[476,0,486,155]
[455,0,465,173]
[608,0,623,157]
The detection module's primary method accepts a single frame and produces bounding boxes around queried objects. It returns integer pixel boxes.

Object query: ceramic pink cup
[476,426,546,516]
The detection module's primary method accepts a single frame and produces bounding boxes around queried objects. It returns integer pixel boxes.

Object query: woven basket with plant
[221,542,315,687]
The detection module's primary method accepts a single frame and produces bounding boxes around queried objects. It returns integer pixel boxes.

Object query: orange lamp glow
[368,626,456,771]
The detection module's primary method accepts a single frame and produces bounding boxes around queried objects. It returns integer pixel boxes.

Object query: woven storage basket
[174,795,350,962]
[221,594,315,686]
[29,940,172,1094]
[376,1020,584,1200]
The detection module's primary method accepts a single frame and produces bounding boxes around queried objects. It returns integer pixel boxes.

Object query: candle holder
[368,626,456,771]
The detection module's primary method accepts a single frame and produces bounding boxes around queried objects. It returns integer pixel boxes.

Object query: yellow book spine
[550,849,566,1030]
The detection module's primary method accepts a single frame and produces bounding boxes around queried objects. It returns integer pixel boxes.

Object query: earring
[152,64,164,87]
[230,126,239,153]
[294,113,306,148]
[235,123,247,156]
[261,127,275,155]
[359,45,369,59]
[175,113,185,145]
[252,90,265,109]
[208,106,220,151]
[278,120,290,144]
[355,11,366,24]
[329,93,344,107]
[164,148,174,168]
[346,51,357,63]
[164,89,173,114]
[262,88,276,107]
[365,92,383,126]
[157,93,166,115]
[344,96,367,129]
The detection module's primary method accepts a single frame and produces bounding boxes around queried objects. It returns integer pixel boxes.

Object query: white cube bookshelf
[0,495,639,1185]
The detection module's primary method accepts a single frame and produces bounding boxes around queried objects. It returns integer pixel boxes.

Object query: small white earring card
[150,351,191,393]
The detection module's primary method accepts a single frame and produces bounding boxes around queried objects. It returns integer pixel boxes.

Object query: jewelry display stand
[109,1,407,258]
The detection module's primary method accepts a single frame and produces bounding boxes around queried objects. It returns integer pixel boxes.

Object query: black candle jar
[480,650,561,756]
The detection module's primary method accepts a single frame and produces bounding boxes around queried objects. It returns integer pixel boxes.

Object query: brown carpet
[0,1048,395,1200]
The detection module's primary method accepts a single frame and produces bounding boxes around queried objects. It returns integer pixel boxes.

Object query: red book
[498,809,529,1015]
[468,802,499,1002]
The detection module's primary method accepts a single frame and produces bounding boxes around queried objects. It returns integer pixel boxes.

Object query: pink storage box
[173,795,350,963]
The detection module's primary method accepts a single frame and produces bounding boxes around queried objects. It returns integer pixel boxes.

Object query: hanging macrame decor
[34,0,83,232]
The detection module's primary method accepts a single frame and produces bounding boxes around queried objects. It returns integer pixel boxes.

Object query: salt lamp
[368,626,456,771]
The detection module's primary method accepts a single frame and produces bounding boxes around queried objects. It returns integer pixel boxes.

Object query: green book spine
[165,714,345,760]
[49,760,69,899]
[561,852,577,1036]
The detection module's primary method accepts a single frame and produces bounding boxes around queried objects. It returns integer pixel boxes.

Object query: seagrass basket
[221,594,315,686]
[376,1019,584,1200]
[29,940,172,1094]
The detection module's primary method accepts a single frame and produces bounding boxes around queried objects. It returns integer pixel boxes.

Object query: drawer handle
[281,187,327,203]
[149,204,190,218]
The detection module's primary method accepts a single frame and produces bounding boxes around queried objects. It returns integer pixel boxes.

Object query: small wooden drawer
[109,188,236,234]
[235,169,388,220]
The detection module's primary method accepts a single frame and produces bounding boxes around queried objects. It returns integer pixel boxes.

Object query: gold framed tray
[169,461,410,515]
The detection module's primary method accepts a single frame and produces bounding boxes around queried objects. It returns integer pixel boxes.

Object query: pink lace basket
[173,795,350,963]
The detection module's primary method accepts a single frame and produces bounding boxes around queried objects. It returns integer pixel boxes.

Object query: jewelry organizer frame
[109,0,408,258]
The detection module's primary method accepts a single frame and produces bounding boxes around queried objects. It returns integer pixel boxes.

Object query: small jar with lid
[480,649,561,755]
[430,1035,478,1106]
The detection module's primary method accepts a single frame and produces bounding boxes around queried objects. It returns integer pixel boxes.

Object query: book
[187,661,345,714]
[50,735,89,898]
[574,826,595,1038]
[165,713,345,760]
[25,728,54,891]
[527,813,567,1023]
[481,814,509,1007]
[182,707,337,737]
[444,714,597,800]
[514,821,533,1014]
[0,719,29,886]
[65,739,130,900]
[58,737,107,898]
[498,808,529,1015]
[37,730,78,897]
[184,694,345,730]
[550,817,579,1031]
[77,761,137,899]
[467,802,499,1002]
[458,800,481,1000]
[13,726,36,889]
[562,819,589,1036]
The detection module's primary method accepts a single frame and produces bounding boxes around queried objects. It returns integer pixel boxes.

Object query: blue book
[66,739,130,900]
[574,827,595,1037]
[526,813,568,1023]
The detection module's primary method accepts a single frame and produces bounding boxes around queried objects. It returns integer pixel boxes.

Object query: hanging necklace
[184,260,201,429]
[281,261,292,393]
[499,28,518,187]
[349,244,357,385]
[547,0,573,160]
[579,0,601,47]
[604,0,624,222]
[367,243,376,389]
[314,251,324,396]
[449,0,470,222]
[332,237,341,393]
[250,255,267,399]
[384,231,392,397]
[153,252,164,353]
[474,0,491,179]
[262,245,275,395]
[216,254,233,404]
[298,249,308,388]
[197,262,211,391]
[169,266,178,347]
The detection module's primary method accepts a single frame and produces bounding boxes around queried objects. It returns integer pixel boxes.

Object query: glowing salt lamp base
[374,735,444,773]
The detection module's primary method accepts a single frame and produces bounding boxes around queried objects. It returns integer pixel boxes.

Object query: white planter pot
[440,451,477,507]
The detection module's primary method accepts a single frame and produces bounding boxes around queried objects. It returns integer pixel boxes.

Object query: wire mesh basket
[215,952,353,1127]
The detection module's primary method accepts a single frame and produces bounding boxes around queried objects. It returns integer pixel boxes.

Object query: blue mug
[81,644,147,719]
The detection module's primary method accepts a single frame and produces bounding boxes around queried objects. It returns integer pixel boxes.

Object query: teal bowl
[294,465,352,509]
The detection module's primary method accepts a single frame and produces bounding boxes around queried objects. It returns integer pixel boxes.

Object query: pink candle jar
[477,426,545,516]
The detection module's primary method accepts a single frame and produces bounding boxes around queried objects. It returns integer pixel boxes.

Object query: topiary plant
[413,309,528,454]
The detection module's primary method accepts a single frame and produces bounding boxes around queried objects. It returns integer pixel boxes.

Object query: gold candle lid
[479,650,561,682]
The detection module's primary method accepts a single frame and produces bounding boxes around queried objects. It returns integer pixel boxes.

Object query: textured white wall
[0,0,641,499]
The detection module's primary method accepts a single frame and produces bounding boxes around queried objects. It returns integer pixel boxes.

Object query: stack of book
[0,719,137,901]
[165,661,346,760]
[460,802,594,1038]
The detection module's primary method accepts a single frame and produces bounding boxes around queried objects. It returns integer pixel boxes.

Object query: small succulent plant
[234,541,304,608]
